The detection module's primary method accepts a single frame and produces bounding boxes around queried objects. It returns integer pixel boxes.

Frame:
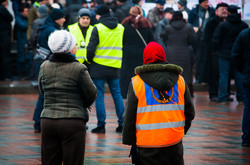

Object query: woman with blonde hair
[120,6,154,98]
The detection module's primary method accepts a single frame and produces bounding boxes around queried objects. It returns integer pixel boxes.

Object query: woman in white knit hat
[38,30,97,165]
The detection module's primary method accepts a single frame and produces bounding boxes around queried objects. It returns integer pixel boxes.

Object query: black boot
[91,125,105,133]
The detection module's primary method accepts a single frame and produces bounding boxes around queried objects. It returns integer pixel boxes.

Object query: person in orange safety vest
[122,42,195,165]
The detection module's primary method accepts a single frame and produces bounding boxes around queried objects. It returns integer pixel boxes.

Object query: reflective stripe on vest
[93,23,124,68]
[68,23,93,63]
[132,75,185,148]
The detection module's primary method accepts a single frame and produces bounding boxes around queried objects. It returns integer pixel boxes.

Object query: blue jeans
[218,58,244,102]
[92,78,124,127]
[242,87,250,144]
[33,92,44,131]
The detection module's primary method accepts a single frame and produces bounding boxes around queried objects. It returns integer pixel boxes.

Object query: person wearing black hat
[202,2,228,102]
[212,4,248,103]
[87,5,125,133]
[147,0,165,34]
[155,7,174,51]
[68,8,94,63]
[177,0,190,20]
[0,0,13,80]
[32,8,66,134]
[188,0,215,84]
[113,0,132,23]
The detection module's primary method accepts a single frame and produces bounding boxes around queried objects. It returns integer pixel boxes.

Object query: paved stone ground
[0,92,250,165]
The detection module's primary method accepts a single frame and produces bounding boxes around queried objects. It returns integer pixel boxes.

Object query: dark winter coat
[86,14,122,79]
[232,28,250,87]
[37,16,61,51]
[39,53,97,122]
[14,13,28,44]
[29,16,47,49]
[201,16,224,83]
[155,18,169,51]
[147,7,164,31]
[188,4,215,28]
[122,62,195,164]
[212,13,248,59]
[119,24,154,98]
[114,1,132,23]
[0,4,13,37]
[160,20,196,85]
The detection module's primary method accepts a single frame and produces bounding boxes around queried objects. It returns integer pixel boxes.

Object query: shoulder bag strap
[132,24,147,46]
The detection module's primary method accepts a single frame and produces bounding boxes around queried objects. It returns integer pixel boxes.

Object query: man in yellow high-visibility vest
[86,5,125,133]
[68,8,94,63]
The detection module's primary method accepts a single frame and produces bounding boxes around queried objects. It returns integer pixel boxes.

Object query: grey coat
[39,53,97,122]
[161,20,196,85]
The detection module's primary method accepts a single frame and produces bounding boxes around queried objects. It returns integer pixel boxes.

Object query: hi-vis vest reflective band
[94,23,124,68]
[132,75,186,148]
[68,23,94,63]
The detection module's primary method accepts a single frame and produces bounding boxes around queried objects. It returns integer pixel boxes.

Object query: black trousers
[138,141,184,165]
[41,118,86,165]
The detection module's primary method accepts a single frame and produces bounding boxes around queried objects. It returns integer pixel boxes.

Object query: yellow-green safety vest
[68,23,94,63]
[94,23,124,68]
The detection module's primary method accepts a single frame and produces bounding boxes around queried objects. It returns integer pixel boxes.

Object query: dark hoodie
[122,42,195,146]
[86,14,121,78]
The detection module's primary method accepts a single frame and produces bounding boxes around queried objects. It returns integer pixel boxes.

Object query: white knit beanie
[48,30,76,54]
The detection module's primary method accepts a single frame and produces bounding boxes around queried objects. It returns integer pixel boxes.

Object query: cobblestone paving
[0,92,250,165]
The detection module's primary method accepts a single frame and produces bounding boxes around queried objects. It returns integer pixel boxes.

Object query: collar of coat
[134,62,183,75]
[49,53,79,63]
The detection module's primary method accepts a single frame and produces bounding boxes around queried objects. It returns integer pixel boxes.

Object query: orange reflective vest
[132,75,186,148]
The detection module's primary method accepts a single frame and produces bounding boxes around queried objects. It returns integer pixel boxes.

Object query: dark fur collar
[135,63,183,75]
[49,53,78,63]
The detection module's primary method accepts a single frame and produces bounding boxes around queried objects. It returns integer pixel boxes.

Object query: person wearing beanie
[68,8,94,63]
[87,4,125,133]
[212,3,248,104]
[27,0,49,40]
[147,0,165,35]
[32,8,65,134]
[39,30,97,165]
[201,2,228,102]
[155,7,174,51]
[120,6,154,98]
[29,4,49,50]
[177,0,190,20]
[122,41,195,165]
[113,0,132,23]
[188,0,214,84]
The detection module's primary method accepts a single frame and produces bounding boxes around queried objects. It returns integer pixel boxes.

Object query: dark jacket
[147,7,164,31]
[39,53,97,122]
[120,24,154,98]
[37,16,61,50]
[161,20,196,85]
[122,62,195,144]
[0,4,13,37]
[188,4,215,28]
[86,14,122,78]
[155,18,169,50]
[14,13,28,43]
[212,13,248,59]
[114,1,132,23]
[232,28,250,87]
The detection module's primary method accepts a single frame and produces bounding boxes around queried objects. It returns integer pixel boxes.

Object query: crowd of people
[0,0,250,164]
